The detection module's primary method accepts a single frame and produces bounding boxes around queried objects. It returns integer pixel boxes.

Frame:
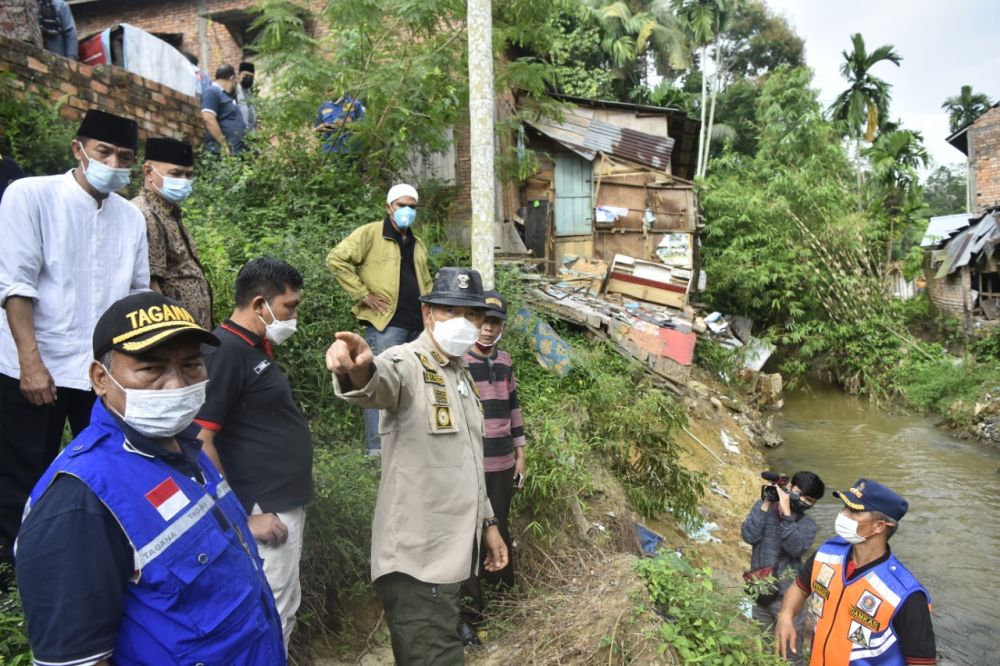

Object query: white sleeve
[0,180,43,305]
[129,208,151,294]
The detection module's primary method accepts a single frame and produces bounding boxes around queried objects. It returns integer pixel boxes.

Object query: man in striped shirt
[458,290,526,646]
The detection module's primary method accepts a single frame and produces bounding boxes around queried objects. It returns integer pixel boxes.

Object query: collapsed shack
[514,257,777,406]
[923,208,1000,330]
[515,95,699,279]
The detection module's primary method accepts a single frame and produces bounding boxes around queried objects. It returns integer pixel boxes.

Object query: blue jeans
[362,325,422,453]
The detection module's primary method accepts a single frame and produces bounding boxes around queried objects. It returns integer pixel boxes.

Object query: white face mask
[431,315,481,357]
[259,300,297,345]
[835,513,867,544]
[106,369,207,439]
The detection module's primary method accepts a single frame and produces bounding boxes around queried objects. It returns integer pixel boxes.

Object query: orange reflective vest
[807,538,930,665]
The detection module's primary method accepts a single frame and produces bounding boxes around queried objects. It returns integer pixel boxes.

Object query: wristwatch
[482,516,499,529]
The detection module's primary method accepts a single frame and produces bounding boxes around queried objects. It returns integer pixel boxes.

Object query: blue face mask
[152,166,194,204]
[394,205,416,229]
[80,146,132,194]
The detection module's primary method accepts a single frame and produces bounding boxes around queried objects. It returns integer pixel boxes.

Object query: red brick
[26,56,48,73]
[90,80,110,95]
[59,82,78,96]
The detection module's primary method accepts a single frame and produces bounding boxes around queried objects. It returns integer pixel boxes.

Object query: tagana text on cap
[93,292,219,358]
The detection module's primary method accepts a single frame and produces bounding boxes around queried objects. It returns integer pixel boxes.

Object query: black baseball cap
[93,292,219,358]
[482,290,507,320]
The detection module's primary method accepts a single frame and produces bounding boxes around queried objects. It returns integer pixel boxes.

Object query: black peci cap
[77,109,139,151]
[145,137,194,167]
[239,62,255,73]
[93,292,219,359]
[419,267,486,308]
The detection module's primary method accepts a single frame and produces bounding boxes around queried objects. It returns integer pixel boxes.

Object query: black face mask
[791,498,813,513]
[241,77,254,90]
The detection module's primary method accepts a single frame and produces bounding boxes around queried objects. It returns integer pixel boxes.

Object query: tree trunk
[700,36,724,178]
[695,46,709,180]
[855,139,864,212]
[467,0,495,288]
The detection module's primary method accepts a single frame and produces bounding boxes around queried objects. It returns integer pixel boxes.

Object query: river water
[768,384,1000,665]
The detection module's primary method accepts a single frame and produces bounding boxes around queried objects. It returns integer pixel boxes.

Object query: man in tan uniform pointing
[326,267,507,665]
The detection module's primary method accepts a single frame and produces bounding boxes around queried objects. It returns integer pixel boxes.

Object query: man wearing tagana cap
[776,479,936,665]
[327,267,508,665]
[131,137,213,330]
[326,183,433,457]
[15,292,285,666]
[0,108,150,568]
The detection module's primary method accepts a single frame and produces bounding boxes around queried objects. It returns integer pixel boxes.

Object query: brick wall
[970,105,1000,213]
[74,0,247,76]
[72,0,324,77]
[1,34,202,144]
[925,254,971,323]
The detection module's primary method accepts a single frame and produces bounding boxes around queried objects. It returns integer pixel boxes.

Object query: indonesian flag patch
[145,477,190,521]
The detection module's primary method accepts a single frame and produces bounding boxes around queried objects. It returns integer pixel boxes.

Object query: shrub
[637,554,783,666]
[0,570,31,666]
[0,73,76,176]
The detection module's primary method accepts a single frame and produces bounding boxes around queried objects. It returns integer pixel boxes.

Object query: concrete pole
[467,0,495,288]
[196,0,209,73]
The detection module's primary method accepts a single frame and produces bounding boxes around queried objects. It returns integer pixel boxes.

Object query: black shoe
[459,622,481,647]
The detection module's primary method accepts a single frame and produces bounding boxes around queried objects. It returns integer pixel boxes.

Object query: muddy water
[768,384,1000,665]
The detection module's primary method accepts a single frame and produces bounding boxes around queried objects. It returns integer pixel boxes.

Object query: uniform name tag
[423,370,445,386]
[432,388,449,406]
[848,605,881,631]
[812,581,830,599]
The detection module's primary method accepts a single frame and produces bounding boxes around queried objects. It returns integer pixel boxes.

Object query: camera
[760,471,789,502]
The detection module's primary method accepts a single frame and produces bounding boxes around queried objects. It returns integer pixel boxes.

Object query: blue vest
[808,538,930,666]
[25,401,286,665]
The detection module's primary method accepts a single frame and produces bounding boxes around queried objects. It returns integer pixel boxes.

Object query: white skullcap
[386,183,419,204]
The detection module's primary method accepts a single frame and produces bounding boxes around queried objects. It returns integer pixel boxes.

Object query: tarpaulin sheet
[509,308,573,376]
[120,24,197,97]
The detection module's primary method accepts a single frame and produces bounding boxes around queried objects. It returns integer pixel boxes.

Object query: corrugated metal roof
[526,107,675,170]
[921,213,973,247]
[935,211,1000,277]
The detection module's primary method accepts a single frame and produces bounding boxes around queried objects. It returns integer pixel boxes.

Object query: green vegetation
[0,73,76,176]
[0,567,30,666]
[637,554,782,665]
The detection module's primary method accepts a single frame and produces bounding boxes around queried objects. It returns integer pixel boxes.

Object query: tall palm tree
[589,1,689,99]
[942,85,993,133]
[864,128,929,263]
[671,0,733,177]
[829,33,901,142]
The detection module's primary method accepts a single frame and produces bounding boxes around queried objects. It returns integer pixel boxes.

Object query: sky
[764,0,1000,169]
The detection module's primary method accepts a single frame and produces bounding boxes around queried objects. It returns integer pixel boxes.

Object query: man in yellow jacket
[326,183,433,456]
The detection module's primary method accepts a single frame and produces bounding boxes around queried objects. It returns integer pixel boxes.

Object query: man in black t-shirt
[776,479,936,665]
[195,257,312,652]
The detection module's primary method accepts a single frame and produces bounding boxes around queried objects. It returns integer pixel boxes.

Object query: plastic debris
[720,430,740,454]
[685,521,721,544]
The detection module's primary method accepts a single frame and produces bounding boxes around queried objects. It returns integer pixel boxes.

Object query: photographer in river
[741,470,825,664]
